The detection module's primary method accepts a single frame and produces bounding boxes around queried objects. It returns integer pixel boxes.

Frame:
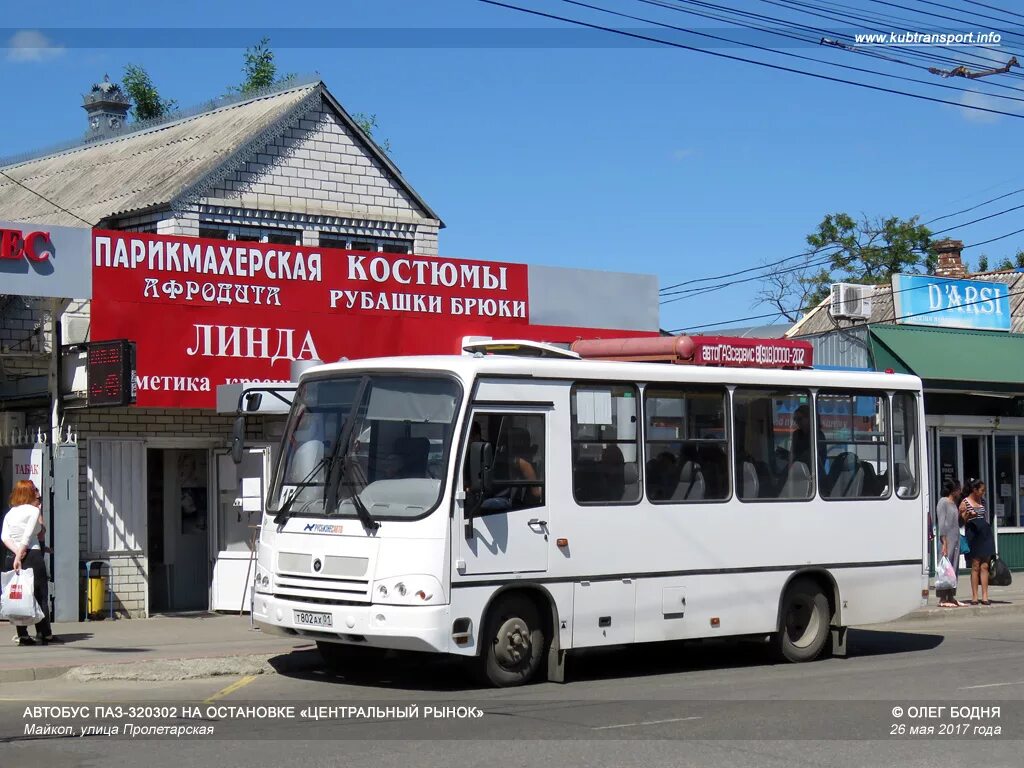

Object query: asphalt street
[1,611,1023,767]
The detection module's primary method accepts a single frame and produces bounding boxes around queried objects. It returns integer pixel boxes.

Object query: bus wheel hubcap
[495,618,531,667]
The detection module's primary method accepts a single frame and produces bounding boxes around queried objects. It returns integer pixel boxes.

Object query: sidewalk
[0,613,318,684]
[0,573,1019,684]
[911,571,1022,620]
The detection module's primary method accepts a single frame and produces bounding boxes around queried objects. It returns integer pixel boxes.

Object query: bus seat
[742,461,760,499]
[673,461,704,501]
[781,461,811,498]
[621,462,639,500]
[827,452,859,498]
[896,463,916,496]
[859,461,882,497]
[601,444,626,501]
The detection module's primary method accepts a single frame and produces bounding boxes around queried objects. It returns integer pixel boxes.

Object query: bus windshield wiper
[324,377,371,523]
[273,455,330,525]
[343,459,380,532]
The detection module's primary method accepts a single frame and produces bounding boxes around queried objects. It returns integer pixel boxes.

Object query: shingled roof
[788,271,1024,337]
[0,78,439,227]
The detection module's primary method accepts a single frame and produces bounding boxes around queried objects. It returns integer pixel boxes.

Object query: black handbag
[989,555,1013,587]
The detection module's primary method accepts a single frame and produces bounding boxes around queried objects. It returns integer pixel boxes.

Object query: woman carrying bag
[2,480,61,645]
[960,478,996,607]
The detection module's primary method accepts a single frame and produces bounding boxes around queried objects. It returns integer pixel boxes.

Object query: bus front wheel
[775,578,830,663]
[477,594,547,687]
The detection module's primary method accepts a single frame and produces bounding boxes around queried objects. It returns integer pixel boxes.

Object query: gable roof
[0,79,441,227]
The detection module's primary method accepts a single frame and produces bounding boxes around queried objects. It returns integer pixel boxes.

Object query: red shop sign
[0,229,53,262]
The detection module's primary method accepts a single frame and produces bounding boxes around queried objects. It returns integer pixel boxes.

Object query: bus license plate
[294,610,333,628]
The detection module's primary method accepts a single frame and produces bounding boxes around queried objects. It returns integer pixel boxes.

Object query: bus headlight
[254,564,274,594]
[371,576,444,605]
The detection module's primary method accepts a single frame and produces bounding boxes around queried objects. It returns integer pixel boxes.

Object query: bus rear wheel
[477,594,547,687]
[775,578,830,663]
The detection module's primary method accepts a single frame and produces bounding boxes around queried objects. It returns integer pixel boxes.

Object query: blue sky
[3,0,1024,333]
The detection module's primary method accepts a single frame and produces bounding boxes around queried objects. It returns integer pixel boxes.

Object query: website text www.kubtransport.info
[854,31,1002,47]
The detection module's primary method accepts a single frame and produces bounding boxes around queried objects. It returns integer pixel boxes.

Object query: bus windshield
[267,374,461,520]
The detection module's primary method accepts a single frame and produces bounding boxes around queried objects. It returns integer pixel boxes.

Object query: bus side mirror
[231,416,246,465]
[466,441,494,517]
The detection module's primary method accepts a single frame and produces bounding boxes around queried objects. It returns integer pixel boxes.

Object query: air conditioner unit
[830,283,874,320]
[60,314,90,345]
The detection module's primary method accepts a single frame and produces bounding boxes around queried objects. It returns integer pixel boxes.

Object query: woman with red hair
[2,480,60,645]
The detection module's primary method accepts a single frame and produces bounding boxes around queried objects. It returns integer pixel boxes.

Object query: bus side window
[570,383,642,505]
[892,392,920,499]
[733,387,813,501]
[816,390,890,500]
[466,413,545,511]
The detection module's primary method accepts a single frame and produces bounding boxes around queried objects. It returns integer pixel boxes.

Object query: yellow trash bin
[87,561,107,620]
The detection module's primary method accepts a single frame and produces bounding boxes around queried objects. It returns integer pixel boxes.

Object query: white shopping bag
[935,556,957,592]
[1,568,39,622]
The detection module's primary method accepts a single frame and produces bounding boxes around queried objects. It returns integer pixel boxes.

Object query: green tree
[757,213,933,321]
[122,64,176,121]
[996,256,1015,271]
[1016,249,1024,268]
[233,37,294,95]
[351,112,392,156]
[977,255,990,272]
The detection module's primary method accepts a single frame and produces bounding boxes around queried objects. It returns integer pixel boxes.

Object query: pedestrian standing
[960,478,995,606]
[2,480,61,645]
[935,478,963,607]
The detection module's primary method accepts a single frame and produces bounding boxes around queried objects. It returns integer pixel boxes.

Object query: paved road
[2,612,1023,767]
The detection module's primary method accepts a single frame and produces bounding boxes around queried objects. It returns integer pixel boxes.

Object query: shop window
[570,383,641,504]
[267,232,300,245]
[199,227,229,240]
[644,387,729,503]
[816,391,890,500]
[892,392,920,499]
[733,388,814,501]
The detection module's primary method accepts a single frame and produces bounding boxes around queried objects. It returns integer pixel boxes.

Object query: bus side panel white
[829,565,921,626]
[633,573,785,643]
[572,580,636,647]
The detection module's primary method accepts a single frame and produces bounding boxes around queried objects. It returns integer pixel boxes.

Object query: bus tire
[477,594,546,687]
[775,578,830,663]
[316,641,387,676]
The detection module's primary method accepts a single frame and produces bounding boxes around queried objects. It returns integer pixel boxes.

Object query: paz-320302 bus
[252,337,928,687]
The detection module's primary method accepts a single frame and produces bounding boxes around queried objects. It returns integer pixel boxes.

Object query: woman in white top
[2,480,59,645]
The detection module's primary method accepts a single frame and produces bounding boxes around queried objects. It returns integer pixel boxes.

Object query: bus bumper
[252,593,452,653]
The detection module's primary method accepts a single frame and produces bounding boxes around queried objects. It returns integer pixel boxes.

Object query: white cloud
[6,30,64,63]
[959,89,1002,124]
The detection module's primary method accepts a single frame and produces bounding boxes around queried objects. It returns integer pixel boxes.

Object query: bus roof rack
[461,339,581,359]
[570,335,813,369]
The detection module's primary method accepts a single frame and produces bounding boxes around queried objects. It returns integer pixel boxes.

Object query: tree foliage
[756,213,934,321]
[351,112,392,156]
[122,65,176,121]
[236,37,293,95]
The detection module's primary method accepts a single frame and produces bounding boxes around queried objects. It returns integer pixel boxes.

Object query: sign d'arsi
[891,273,1011,332]
[91,231,636,408]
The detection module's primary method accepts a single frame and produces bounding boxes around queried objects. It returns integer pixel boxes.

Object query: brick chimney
[933,238,966,278]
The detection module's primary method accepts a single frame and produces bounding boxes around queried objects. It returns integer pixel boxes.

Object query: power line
[567,0,1024,103]
[477,1,1024,119]
[924,186,1024,224]
[668,275,1024,333]
[0,170,95,228]
[962,1,1024,23]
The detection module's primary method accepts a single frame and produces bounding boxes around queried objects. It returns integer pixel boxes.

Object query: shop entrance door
[211,447,270,612]
[147,448,211,612]
[935,433,991,501]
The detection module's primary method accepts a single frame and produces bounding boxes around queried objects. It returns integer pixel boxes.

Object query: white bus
[252,339,928,686]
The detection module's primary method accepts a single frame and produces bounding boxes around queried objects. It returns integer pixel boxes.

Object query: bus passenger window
[733,388,814,501]
[816,391,890,500]
[571,384,641,504]
[644,387,729,503]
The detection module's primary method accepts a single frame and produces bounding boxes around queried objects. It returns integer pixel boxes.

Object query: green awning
[869,324,1024,392]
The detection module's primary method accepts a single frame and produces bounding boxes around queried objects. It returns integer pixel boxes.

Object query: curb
[0,648,322,685]
[906,600,1024,621]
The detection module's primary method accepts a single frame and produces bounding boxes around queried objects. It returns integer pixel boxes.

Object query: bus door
[458,406,550,575]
